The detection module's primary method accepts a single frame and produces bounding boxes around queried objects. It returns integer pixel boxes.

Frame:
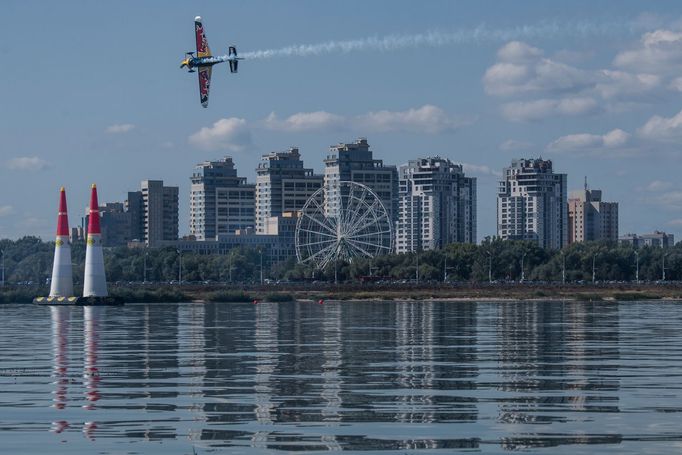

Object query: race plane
[180,16,243,108]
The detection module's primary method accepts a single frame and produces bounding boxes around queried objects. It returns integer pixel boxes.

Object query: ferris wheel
[295,181,393,270]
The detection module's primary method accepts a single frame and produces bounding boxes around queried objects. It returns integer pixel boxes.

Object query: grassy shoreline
[3,283,682,303]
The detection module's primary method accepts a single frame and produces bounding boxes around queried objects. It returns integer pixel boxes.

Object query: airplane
[180,16,243,108]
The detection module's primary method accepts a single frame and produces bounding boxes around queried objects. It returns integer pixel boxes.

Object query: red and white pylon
[49,187,74,298]
[83,184,108,297]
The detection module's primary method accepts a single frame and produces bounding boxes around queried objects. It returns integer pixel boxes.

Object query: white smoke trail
[238,20,633,60]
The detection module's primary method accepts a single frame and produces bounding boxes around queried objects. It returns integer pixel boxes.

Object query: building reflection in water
[50,306,72,434]
[495,301,621,450]
[395,302,435,426]
[178,303,207,443]
[319,302,342,450]
[250,302,279,449]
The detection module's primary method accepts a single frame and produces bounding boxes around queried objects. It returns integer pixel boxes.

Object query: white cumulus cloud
[485,37,673,121]
[637,109,682,142]
[614,29,682,73]
[357,105,469,133]
[484,41,594,97]
[501,97,598,122]
[189,118,253,152]
[263,105,469,134]
[106,123,136,134]
[646,180,674,192]
[264,111,346,132]
[6,156,51,171]
[547,129,631,155]
[499,139,533,151]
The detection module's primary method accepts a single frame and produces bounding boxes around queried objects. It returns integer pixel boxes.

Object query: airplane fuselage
[180,55,237,71]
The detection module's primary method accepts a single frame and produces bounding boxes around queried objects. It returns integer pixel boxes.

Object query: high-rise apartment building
[126,191,144,242]
[497,158,567,249]
[568,182,618,243]
[141,180,179,246]
[125,181,179,246]
[255,147,323,234]
[190,157,255,240]
[397,157,476,253]
[323,138,399,228]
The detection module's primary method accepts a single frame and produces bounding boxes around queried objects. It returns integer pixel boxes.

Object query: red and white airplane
[180,16,242,108]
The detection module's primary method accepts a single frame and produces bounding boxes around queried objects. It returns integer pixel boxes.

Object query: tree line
[1,236,681,285]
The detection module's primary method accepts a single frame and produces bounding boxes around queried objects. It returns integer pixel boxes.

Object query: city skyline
[2,1,682,241]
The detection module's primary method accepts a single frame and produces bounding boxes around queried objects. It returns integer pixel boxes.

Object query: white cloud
[602,129,631,147]
[484,42,593,97]
[614,29,682,73]
[666,218,682,227]
[263,105,469,134]
[357,105,469,133]
[106,123,135,134]
[499,139,533,151]
[497,41,543,63]
[546,128,631,155]
[189,118,253,152]
[0,205,13,217]
[461,163,501,177]
[596,70,660,100]
[501,97,598,122]
[485,37,674,121]
[646,180,674,192]
[6,156,51,171]
[638,109,682,142]
[264,111,345,132]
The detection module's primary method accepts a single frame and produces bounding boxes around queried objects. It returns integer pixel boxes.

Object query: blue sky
[2,0,682,241]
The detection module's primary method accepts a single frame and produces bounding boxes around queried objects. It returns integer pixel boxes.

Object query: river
[0,300,681,454]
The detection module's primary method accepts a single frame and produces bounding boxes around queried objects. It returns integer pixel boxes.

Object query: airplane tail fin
[229,46,239,73]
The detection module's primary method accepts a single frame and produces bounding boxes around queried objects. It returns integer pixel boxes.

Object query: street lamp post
[561,251,566,285]
[634,250,639,284]
[415,248,420,284]
[177,249,182,285]
[143,250,148,283]
[520,252,527,283]
[259,248,264,285]
[229,253,233,284]
[487,250,493,284]
[662,250,667,281]
[0,249,4,287]
[443,255,448,283]
[592,253,598,284]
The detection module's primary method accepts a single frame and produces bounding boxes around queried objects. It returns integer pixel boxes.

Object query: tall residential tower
[568,181,618,243]
[190,157,255,240]
[397,157,476,253]
[323,138,399,228]
[255,147,323,234]
[497,158,567,249]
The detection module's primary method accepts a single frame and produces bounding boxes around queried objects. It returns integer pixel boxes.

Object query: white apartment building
[497,158,567,249]
[323,138,399,229]
[190,157,255,240]
[397,157,476,253]
[255,147,322,234]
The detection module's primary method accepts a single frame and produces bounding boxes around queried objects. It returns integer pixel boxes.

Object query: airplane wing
[195,17,212,58]
[198,66,212,108]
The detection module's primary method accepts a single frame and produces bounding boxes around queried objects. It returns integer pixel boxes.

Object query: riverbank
[3,282,682,303]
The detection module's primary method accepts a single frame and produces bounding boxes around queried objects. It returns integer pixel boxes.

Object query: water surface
[1,300,681,454]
